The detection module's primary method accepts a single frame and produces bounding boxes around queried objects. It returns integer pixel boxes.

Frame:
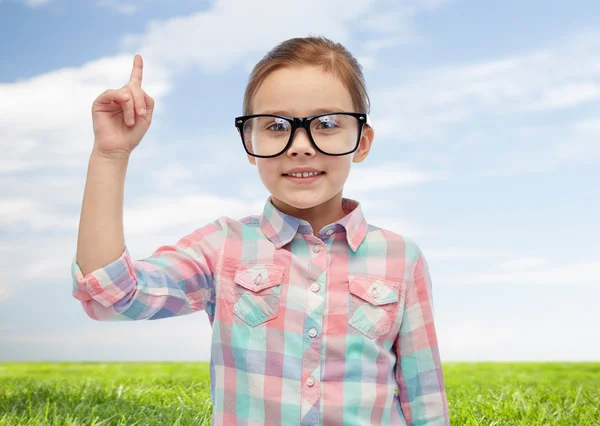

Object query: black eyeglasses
[234,112,368,158]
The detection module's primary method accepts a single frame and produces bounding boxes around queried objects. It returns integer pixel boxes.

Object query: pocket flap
[348,275,400,305]
[234,263,284,292]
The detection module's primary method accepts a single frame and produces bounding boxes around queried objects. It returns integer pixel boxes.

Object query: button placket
[302,236,325,418]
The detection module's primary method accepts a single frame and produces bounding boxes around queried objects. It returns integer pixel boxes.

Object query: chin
[275,196,317,210]
[272,190,337,211]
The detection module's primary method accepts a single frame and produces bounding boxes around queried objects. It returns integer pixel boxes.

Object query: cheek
[327,158,352,178]
[256,160,279,182]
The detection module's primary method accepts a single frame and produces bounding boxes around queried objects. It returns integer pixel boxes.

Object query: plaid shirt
[72,196,450,425]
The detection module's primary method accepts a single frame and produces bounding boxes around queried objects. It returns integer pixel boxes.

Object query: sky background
[1,0,599,362]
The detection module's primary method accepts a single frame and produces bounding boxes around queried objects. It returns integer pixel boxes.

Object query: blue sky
[1,0,599,362]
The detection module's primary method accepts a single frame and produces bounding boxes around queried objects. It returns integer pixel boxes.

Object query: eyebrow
[258,107,347,116]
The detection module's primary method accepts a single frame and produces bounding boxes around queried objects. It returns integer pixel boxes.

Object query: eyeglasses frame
[234,111,368,158]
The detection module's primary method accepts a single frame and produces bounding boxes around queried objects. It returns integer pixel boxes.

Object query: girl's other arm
[394,249,450,425]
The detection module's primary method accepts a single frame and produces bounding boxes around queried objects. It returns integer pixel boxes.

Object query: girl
[72,36,450,426]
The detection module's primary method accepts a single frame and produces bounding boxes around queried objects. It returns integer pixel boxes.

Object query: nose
[286,127,316,157]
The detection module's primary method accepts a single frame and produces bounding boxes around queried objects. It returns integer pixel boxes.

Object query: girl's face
[247,65,373,212]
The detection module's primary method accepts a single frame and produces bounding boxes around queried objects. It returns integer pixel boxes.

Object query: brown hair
[242,36,371,116]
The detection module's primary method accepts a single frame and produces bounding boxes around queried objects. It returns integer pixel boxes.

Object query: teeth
[289,172,321,178]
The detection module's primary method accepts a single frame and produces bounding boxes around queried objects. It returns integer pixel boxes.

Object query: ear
[352,124,374,163]
[247,155,256,165]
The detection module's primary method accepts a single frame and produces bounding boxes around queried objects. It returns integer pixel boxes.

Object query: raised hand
[91,54,155,159]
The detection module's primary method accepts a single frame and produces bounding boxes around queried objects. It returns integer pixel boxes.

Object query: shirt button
[310,283,320,292]
[325,229,334,236]
[308,328,318,338]
[313,245,321,253]
[306,377,315,386]
[371,287,379,298]
[254,275,263,284]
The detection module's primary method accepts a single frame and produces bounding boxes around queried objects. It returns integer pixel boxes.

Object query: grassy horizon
[0,361,598,425]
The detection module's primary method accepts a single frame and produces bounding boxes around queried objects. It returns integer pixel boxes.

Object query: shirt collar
[259,196,369,252]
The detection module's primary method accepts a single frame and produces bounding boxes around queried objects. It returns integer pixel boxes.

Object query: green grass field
[0,362,598,425]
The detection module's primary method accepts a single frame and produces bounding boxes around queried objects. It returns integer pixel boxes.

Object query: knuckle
[98,89,111,101]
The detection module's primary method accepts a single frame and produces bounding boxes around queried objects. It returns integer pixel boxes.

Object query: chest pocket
[348,275,402,339]
[233,263,284,327]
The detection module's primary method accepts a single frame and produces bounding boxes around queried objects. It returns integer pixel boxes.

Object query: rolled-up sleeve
[71,218,227,322]
[394,248,450,425]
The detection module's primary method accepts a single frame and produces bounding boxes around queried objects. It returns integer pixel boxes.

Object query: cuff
[71,245,137,308]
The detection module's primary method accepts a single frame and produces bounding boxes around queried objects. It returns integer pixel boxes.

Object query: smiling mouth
[282,172,326,178]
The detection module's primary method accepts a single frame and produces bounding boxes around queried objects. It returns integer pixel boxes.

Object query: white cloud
[358,7,417,47]
[0,192,262,301]
[346,162,440,192]
[97,0,140,15]
[112,0,451,73]
[468,114,600,177]
[118,0,372,73]
[123,194,255,236]
[531,83,600,110]
[371,29,600,145]
[0,236,73,301]
[362,36,416,52]
[366,29,600,177]
[0,54,172,174]
[355,0,452,52]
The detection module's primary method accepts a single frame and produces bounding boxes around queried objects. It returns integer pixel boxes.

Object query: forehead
[252,65,354,115]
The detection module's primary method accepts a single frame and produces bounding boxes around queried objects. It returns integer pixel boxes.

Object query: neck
[271,192,346,235]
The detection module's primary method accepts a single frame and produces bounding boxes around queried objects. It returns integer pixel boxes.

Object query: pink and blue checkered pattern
[71,196,450,425]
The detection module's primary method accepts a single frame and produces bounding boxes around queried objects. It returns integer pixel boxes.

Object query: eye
[315,115,339,130]
[266,118,290,132]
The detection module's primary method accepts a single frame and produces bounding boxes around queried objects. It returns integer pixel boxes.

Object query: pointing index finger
[129,54,143,87]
